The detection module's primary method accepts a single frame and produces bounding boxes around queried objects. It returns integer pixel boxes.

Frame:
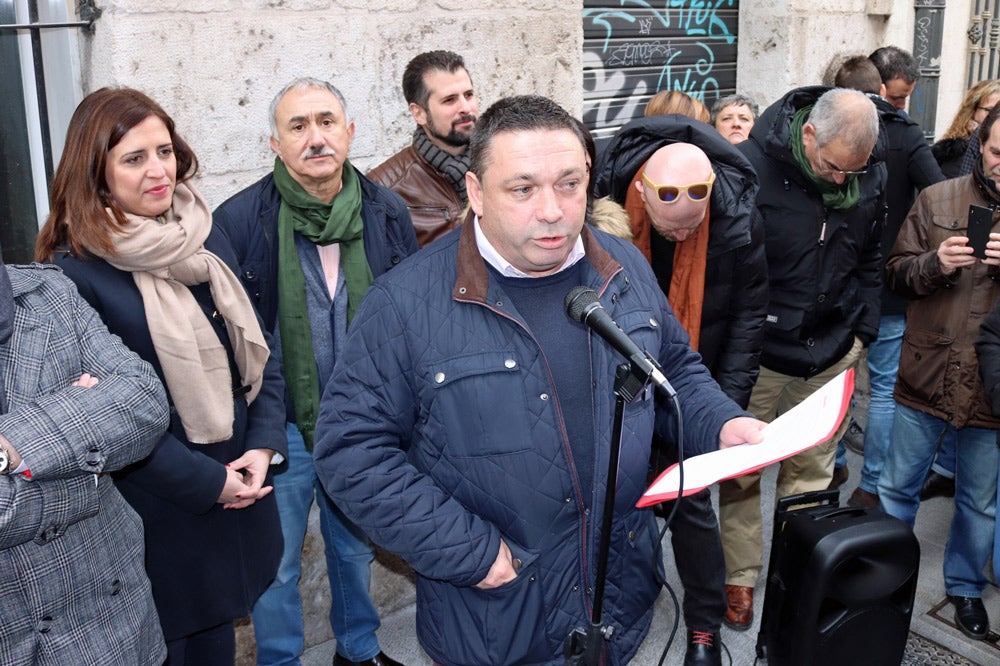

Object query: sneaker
[842,419,865,455]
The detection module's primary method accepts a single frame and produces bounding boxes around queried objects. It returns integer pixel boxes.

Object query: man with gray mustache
[213,77,418,666]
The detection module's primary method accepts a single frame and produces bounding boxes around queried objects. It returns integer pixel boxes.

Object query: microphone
[564,286,677,399]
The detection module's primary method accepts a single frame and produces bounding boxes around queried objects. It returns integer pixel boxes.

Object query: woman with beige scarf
[36,87,287,665]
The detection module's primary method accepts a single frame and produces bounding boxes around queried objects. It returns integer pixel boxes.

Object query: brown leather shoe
[847,487,879,510]
[724,584,753,631]
[827,465,849,490]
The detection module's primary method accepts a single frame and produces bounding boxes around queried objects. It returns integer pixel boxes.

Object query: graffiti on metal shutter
[583,1,739,143]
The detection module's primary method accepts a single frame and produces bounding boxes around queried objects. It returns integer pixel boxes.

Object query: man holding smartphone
[879,105,1000,642]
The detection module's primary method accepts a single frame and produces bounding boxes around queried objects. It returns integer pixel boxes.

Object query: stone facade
[80,0,584,208]
[736,0,967,139]
[75,1,978,212]
[54,0,983,660]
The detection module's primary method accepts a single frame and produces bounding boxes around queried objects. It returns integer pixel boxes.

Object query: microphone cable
[651,394,734,666]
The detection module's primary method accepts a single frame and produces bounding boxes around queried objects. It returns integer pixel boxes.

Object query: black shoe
[333,652,405,666]
[684,630,721,666]
[828,465,849,490]
[920,471,956,500]
[949,595,989,640]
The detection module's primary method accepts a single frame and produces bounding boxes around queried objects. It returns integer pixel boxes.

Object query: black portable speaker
[756,489,920,666]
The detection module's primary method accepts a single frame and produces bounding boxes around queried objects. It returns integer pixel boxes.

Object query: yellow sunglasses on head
[641,170,716,203]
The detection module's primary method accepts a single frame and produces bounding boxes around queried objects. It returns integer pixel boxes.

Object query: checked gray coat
[0,265,169,665]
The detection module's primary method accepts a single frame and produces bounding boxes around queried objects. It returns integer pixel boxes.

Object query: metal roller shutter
[582,1,740,148]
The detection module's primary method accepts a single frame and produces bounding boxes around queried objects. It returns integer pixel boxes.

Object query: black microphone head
[565,286,600,323]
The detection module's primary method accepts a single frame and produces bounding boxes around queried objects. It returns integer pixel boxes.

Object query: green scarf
[274,157,373,448]
[790,105,861,211]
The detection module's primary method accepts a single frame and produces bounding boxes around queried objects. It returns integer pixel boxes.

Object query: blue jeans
[931,432,957,479]
[878,404,998,597]
[859,314,904,492]
[835,315,905,491]
[251,423,380,665]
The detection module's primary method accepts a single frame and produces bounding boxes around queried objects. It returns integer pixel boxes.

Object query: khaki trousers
[718,337,863,587]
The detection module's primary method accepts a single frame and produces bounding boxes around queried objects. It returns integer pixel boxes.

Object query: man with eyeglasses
[594,114,767,666]
[829,56,944,510]
[717,86,887,632]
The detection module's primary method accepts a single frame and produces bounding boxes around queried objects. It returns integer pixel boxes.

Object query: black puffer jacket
[870,94,944,316]
[931,136,970,179]
[593,114,767,407]
[739,85,888,377]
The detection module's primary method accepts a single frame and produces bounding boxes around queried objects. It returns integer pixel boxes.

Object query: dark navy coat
[313,222,747,666]
[212,167,418,333]
[53,228,287,641]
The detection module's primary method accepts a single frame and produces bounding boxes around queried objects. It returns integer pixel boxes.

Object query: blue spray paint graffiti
[583,0,739,136]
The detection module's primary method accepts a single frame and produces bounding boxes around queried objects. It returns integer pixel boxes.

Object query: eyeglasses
[978,105,996,115]
[641,170,716,203]
[815,144,869,177]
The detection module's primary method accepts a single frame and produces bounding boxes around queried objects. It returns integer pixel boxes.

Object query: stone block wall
[79,1,584,208]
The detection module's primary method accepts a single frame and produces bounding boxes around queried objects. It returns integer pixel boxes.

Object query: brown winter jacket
[887,174,1000,428]
[368,144,464,247]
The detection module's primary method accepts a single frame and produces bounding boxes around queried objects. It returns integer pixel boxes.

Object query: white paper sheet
[638,368,854,507]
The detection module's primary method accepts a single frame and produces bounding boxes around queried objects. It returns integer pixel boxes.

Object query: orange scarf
[625,167,709,350]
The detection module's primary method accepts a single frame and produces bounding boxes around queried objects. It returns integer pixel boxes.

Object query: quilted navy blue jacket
[313,221,747,665]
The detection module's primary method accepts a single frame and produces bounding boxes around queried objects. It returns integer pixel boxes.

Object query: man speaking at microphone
[313,95,765,666]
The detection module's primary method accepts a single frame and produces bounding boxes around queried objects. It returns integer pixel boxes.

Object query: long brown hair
[941,79,1000,142]
[35,87,198,261]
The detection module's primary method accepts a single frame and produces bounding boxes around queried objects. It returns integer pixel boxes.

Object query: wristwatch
[0,446,9,475]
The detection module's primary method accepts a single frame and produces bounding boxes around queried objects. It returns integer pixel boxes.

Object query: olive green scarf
[791,105,861,211]
[274,158,373,447]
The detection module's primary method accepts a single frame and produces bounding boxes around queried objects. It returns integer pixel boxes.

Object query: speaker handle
[775,489,840,516]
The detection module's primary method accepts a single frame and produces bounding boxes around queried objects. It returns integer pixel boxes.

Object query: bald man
[594,115,767,666]
[637,143,715,242]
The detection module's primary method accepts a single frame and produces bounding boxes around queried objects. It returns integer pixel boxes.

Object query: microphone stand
[565,362,651,666]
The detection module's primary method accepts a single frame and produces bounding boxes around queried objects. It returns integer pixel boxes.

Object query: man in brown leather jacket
[369,50,479,247]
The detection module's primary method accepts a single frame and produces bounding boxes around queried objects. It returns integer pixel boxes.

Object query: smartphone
[968,204,993,260]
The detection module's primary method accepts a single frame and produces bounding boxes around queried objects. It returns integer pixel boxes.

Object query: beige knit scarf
[96,182,269,443]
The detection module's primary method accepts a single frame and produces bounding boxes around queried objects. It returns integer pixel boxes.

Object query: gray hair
[808,88,878,154]
[710,94,759,123]
[269,77,350,139]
